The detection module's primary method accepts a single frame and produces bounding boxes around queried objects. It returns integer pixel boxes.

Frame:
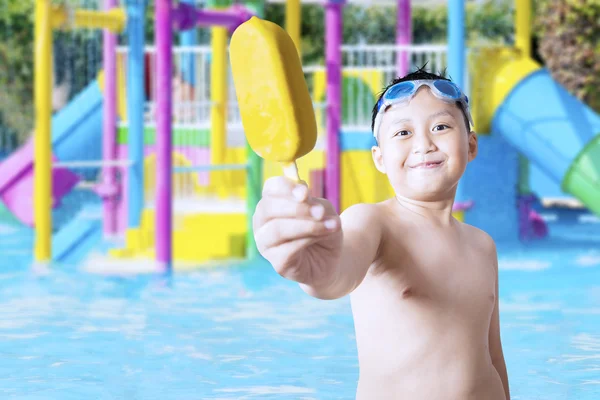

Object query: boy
[252,69,510,400]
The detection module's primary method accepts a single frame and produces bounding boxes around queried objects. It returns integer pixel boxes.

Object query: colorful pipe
[325,0,344,214]
[243,0,265,260]
[102,0,118,236]
[395,0,411,77]
[515,0,531,57]
[514,0,532,197]
[447,0,464,89]
[179,0,196,86]
[126,0,145,238]
[447,0,467,209]
[156,0,173,271]
[173,3,253,32]
[210,26,227,167]
[34,0,53,262]
[286,0,301,56]
[50,6,126,32]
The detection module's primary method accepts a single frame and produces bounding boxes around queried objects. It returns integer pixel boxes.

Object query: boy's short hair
[370,66,471,137]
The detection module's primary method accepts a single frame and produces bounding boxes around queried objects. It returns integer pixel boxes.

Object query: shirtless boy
[252,69,510,400]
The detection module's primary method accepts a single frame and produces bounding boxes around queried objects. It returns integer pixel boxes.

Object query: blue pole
[180,0,196,86]
[448,0,467,205]
[126,0,145,230]
[448,0,464,88]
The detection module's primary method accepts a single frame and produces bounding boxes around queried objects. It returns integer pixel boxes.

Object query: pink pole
[325,0,344,214]
[196,9,247,30]
[173,3,253,33]
[156,0,173,271]
[396,0,411,77]
[102,0,118,235]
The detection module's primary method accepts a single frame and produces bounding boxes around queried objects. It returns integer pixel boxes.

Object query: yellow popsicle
[229,17,317,182]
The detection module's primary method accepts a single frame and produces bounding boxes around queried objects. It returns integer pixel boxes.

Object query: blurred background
[0,0,598,398]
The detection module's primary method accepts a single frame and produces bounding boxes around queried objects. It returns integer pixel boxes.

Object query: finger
[253,197,327,229]
[255,217,340,251]
[262,237,318,281]
[262,176,309,201]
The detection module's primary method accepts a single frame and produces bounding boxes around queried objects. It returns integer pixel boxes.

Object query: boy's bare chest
[373,229,496,321]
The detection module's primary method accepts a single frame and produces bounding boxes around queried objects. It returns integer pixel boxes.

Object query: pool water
[0,222,599,399]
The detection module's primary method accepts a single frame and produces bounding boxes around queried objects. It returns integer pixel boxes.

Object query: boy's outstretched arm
[488,242,510,400]
[300,203,382,300]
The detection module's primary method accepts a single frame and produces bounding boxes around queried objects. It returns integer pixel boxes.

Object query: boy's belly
[350,283,504,399]
[354,330,506,399]
[356,364,506,400]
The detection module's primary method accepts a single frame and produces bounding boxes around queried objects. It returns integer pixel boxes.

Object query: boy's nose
[412,132,436,154]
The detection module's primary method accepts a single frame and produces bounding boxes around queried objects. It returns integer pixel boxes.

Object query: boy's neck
[393,194,457,227]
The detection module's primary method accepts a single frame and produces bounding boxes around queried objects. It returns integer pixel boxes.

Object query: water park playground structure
[0,0,598,271]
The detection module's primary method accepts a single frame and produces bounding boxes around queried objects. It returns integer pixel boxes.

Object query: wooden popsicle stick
[282,161,300,183]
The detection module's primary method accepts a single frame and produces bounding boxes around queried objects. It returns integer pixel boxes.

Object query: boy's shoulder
[460,221,498,256]
[340,201,386,217]
[340,200,395,223]
[339,201,392,240]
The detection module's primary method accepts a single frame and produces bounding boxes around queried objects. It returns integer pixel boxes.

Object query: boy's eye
[394,130,411,137]
[433,124,450,131]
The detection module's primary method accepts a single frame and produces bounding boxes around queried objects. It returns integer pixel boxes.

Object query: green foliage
[466,0,514,45]
[265,1,515,66]
[535,0,600,112]
[0,0,105,145]
[0,0,35,143]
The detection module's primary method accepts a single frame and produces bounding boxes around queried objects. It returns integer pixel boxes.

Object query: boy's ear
[468,131,478,162]
[372,145,386,173]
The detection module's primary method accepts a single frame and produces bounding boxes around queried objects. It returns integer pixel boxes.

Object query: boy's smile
[409,160,444,169]
[371,87,478,203]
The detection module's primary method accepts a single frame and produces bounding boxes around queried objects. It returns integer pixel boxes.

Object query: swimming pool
[0,222,599,399]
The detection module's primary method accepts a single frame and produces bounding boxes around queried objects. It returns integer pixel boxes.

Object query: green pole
[518,155,531,195]
[244,0,265,260]
[246,148,262,259]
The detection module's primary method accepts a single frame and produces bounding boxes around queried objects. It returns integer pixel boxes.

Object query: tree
[0,0,35,144]
[535,0,600,112]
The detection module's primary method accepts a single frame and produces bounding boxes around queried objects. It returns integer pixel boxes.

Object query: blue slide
[0,79,107,264]
[492,67,600,216]
[51,80,106,265]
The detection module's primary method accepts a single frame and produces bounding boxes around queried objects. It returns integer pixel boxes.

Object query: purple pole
[102,0,118,235]
[396,0,411,77]
[173,3,253,33]
[325,0,344,214]
[156,0,173,271]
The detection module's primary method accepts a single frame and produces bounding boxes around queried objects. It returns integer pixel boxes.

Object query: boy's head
[370,68,478,202]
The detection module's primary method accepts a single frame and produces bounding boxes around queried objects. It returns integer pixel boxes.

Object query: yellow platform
[110,203,247,264]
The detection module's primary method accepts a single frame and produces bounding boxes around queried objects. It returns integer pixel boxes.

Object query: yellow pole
[515,0,532,195]
[210,26,227,165]
[285,0,301,56]
[515,0,531,57]
[51,6,126,33]
[34,0,52,262]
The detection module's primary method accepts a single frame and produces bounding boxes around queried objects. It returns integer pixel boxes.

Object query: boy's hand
[253,176,343,287]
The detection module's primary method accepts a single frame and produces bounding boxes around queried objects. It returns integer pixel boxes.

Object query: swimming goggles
[372,79,474,138]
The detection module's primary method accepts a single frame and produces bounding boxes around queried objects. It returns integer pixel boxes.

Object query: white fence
[116,44,450,133]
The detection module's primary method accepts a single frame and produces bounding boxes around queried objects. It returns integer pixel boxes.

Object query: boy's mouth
[409,160,444,169]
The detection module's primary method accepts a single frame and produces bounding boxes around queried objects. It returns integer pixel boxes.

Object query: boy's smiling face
[372,87,478,202]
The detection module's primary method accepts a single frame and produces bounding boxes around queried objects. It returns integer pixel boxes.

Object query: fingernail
[324,219,337,230]
[292,186,306,201]
[310,205,324,220]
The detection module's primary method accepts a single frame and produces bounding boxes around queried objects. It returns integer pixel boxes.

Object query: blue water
[1,221,599,399]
